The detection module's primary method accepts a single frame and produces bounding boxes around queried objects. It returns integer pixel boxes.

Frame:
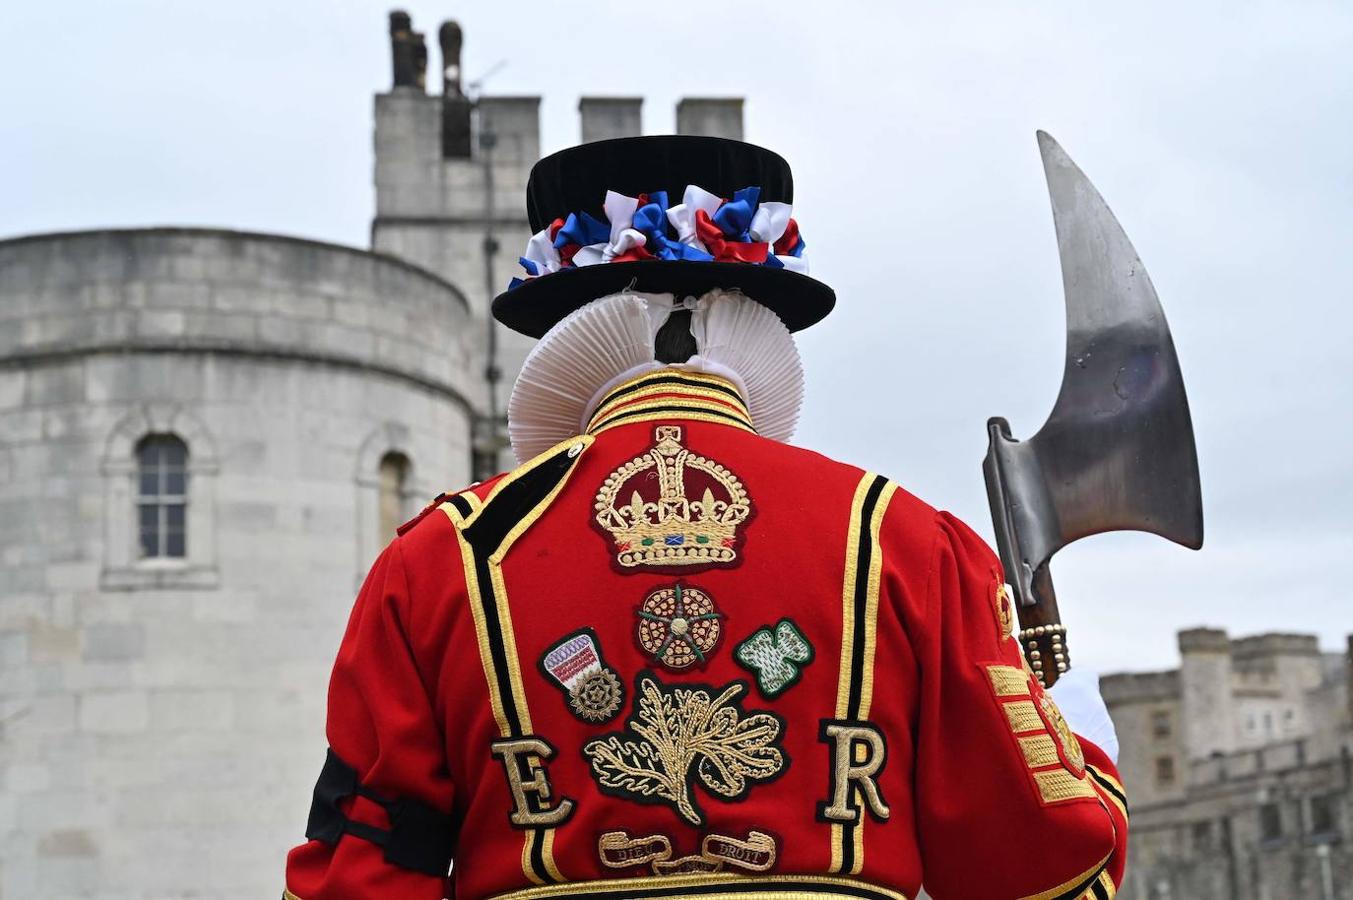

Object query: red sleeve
[284,537,454,900]
[902,511,1128,900]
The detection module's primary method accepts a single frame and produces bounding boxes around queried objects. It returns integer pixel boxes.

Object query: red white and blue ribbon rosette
[509,185,808,290]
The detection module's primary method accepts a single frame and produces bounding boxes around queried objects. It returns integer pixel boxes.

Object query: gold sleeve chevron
[984,664,1097,805]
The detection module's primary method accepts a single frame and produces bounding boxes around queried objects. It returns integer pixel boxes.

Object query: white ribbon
[748,201,792,244]
[665,185,724,253]
[573,190,649,267]
[522,225,562,275]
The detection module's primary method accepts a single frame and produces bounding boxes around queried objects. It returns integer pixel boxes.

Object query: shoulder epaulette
[397,483,487,536]
[443,435,593,559]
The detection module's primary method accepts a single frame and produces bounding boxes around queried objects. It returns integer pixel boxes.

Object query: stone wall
[0,229,477,898]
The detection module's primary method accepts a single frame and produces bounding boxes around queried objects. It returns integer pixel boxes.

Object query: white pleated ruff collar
[506,289,805,464]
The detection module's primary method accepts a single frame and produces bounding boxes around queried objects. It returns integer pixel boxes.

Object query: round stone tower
[0,228,479,897]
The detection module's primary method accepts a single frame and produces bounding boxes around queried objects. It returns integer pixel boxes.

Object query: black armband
[304,748,456,877]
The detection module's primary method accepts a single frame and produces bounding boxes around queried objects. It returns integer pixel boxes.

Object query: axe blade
[985,132,1204,613]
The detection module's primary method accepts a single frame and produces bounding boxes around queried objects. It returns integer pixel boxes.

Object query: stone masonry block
[36,828,98,857]
[78,691,149,734]
[5,763,52,793]
[23,366,86,407]
[149,689,235,732]
[82,623,146,662]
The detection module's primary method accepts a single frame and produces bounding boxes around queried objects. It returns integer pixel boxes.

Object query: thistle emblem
[594,426,752,570]
[583,672,786,825]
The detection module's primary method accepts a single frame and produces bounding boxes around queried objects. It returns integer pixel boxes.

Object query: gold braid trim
[1034,768,1098,804]
[282,890,303,900]
[1016,851,1113,900]
[1018,734,1061,769]
[1087,764,1126,798]
[986,664,1030,697]
[589,397,755,434]
[490,872,909,900]
[439,433,592,885]
[1003,700,1044,734]
[590,381,750,427]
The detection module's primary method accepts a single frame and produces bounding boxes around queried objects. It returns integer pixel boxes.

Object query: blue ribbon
[632,191,714,262]
[552,210,610,250]
[711,186,761,241]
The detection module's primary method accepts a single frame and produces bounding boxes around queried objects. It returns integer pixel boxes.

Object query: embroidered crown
[594,426,751,569]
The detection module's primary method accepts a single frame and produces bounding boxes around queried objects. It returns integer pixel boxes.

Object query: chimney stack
[388,11,427,90]
[676,98,744,140]
[439,20,472,158]
[579,97,643,143]
[1346,635,1352,724]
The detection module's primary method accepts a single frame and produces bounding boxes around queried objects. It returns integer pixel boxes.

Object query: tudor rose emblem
[594,426,752,570]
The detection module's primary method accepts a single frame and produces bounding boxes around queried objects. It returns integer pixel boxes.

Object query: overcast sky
[3,1,1350,673]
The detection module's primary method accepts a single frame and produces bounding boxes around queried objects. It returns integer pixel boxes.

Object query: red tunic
[284,370,1128,900]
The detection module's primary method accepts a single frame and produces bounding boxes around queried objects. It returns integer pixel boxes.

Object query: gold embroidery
[582,673,785,826]
[598,831,672,868]
[1096,870,1117,898]
[540,629,624,723]
[818,721,891,824]
[1018,734,1061,769]
[637,584,724,669]
[701,831,777,872]
[283,890,303,900]
[574,670,623,721]
[995,582,1016,641]
[490,737,575,828]
[597,830,777,875]
[986,664,1030,697]
[594,426,752,569]
[1034,768,1098,803]
[1038,692,1086,775]
[1003,700,1044,734]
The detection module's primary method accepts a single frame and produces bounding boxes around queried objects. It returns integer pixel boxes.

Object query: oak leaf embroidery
[582,672,787,825]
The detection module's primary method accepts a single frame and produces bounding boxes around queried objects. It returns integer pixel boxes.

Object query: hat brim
[492,260,836,339]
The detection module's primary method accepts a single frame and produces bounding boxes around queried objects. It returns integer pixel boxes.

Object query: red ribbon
[695,210,770,264]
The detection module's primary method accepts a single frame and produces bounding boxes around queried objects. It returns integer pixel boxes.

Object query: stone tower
[0,230,478,897]
[370,11,744,474]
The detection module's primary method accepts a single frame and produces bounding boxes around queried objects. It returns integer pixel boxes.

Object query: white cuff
[1047,667,1119,764]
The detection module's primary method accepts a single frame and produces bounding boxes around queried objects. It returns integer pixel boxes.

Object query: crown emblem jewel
[594,426,752,569]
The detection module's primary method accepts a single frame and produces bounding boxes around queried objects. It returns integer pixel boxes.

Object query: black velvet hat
[491,135,835,339]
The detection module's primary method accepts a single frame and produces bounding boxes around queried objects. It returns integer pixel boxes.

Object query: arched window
[136,434,188,559]
[378,451,411,541]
